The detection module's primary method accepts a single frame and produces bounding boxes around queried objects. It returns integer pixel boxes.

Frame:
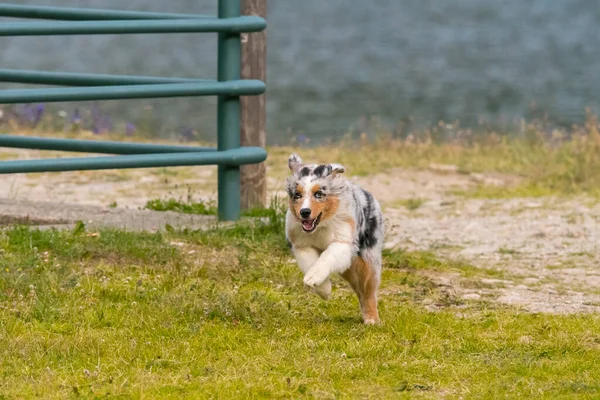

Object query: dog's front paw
[304,267,330,287]
[315,279,332,300]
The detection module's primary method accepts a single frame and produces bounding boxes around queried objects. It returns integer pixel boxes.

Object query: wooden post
[240,0,267,209]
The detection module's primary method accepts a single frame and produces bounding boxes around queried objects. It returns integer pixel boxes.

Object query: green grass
[2,210,600,398]
[144,197,287,220]
[394,197,426,211]
[145,197,219,215]
[498,247,521,255]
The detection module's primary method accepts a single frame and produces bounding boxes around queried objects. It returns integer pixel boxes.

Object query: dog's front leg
[304,242,353,288]
[293,246,331,299]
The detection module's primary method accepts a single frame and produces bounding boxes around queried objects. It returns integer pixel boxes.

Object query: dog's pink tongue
[302,220,313,230]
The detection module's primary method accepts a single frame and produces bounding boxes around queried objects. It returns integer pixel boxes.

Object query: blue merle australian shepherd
[285,153,384,324]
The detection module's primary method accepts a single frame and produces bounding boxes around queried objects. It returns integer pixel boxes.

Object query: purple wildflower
[89,105,113,134]
[179,127,196,142]
[125,123,136,136]
[32,104,45,127]
[297,135,308,145]
[71,108,82,125]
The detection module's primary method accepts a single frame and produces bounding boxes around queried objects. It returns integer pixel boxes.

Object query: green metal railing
[0,0,267,221]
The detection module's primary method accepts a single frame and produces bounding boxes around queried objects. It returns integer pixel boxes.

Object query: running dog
[285,153,384,324]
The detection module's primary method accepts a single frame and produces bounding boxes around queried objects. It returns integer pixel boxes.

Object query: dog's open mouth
[301,213,322,233]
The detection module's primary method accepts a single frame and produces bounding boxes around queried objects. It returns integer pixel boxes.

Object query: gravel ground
[358,170,600,314]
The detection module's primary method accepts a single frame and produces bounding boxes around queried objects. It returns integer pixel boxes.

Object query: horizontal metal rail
[0,3,210,20]
[0,147,267,174]
[0,69,207,87]
[0,80,265,103]
[0,16,266,36]
[0,135,215,155]
[0,0,267,221]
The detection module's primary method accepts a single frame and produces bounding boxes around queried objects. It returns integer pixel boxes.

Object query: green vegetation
[145,197,218,215]
[8,112,600,199]
[395,197,426,211]
[144,196,285,219]
[498,247,521,255]
[2,208,600,398]
[3,116,600,397]
[265,112,600,197]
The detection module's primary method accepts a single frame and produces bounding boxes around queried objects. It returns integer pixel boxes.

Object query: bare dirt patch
[378,186,600,314]
[1,148,599,313]
[0,148,217,208]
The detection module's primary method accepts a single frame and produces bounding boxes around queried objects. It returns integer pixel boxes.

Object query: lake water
[2,0,599,143]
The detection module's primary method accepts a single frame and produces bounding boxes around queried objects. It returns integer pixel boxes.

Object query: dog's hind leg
[341,255,380,324]
[293,246,332,300]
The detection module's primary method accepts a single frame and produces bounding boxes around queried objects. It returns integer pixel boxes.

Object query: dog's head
[286,153,346,233]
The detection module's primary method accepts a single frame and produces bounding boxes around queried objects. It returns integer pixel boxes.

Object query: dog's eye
[293,191,302,200]
[314,190,325,199]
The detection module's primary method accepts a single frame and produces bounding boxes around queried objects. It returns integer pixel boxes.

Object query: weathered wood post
[240,0,267,209]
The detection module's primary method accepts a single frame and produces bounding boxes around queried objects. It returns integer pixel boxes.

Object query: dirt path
[1,148,599,313]
[366,174,600,314]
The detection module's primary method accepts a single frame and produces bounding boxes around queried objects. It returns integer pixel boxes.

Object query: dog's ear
[328,163,345,176]
[288,153,303,172]
[317,163,345,178]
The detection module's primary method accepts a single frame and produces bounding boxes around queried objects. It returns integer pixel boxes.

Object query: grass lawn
[2,208,600,399]
[3,117,600,398]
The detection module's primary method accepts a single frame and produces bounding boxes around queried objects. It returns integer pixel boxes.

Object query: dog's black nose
[300,208,311,218]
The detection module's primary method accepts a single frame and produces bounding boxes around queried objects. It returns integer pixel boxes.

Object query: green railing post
[217,0,242,221]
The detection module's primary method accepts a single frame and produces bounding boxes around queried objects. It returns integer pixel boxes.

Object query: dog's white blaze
[301,196,311,211]
[299,176,316,212]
